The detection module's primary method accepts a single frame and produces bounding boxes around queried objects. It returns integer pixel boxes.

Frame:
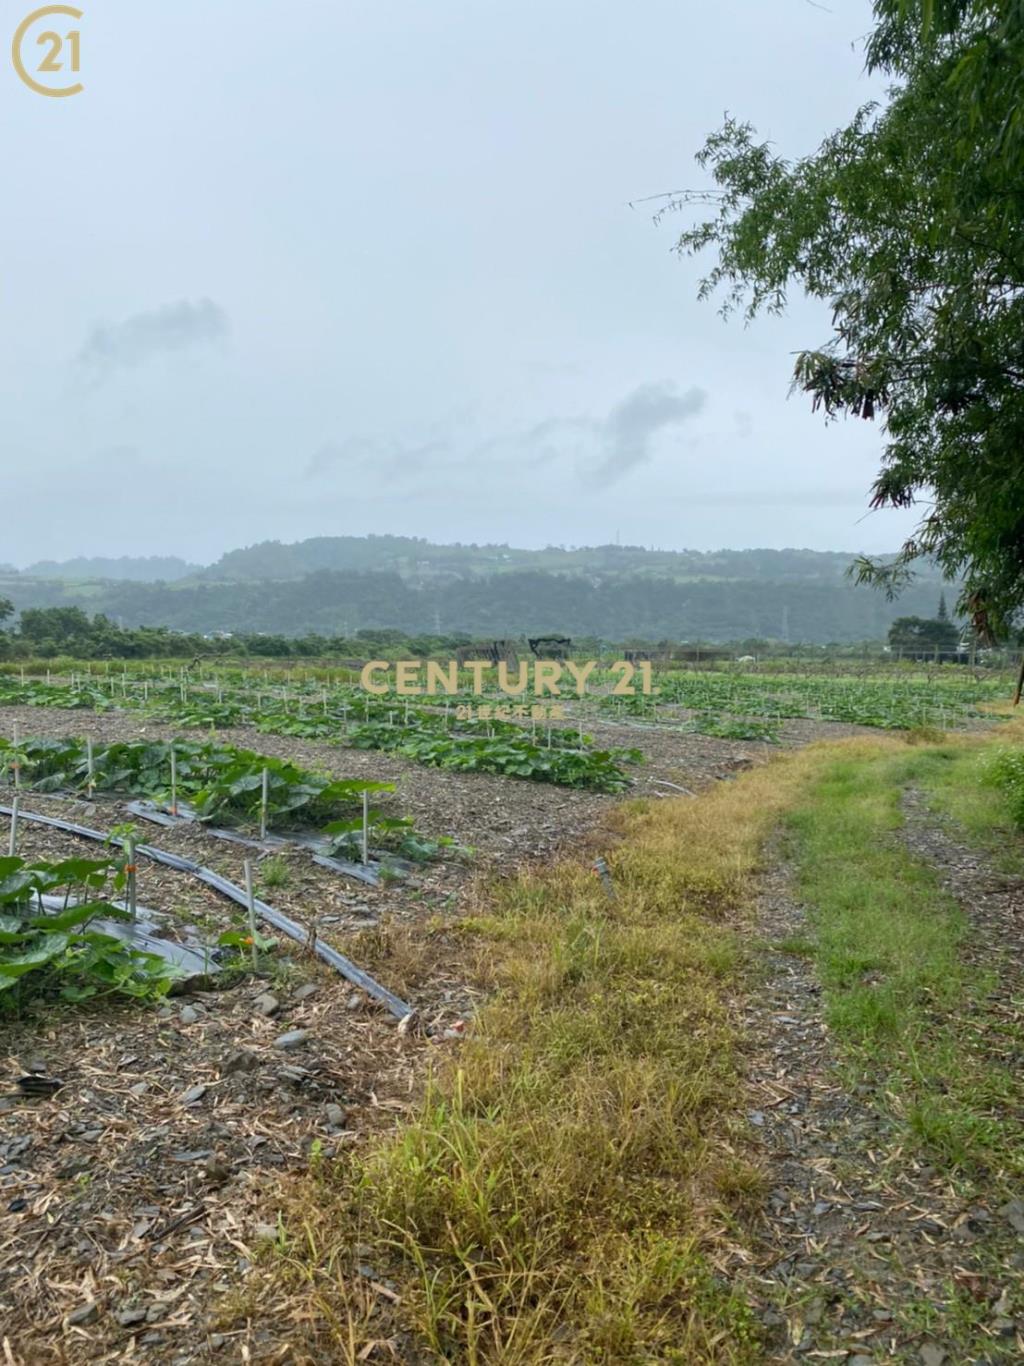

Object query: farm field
[1,661,1022,1361]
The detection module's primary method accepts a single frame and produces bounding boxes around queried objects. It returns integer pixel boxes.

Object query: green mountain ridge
[20,555,200,583]
[0,535,955,644]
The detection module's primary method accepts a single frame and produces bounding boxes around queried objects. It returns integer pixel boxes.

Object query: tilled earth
[0,797,481,1364]
[737,806,1024,1364]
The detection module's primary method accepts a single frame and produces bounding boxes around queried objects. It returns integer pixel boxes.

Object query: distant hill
[0,536,956,644]
[0,564,954,645]
[24,555,199,583]
[200,535,931,588]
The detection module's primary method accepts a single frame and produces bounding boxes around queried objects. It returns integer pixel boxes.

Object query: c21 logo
[12,5,83,98]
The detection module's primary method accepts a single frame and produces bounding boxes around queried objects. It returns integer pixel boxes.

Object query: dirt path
[737,811,1024,1363]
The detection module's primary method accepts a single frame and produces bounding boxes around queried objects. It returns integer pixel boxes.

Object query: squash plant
[0,856,179,1006]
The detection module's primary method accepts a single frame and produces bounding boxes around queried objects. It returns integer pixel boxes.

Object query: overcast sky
[0,0,920,568]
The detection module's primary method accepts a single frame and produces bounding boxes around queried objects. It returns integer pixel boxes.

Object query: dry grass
[248,740,898,1363]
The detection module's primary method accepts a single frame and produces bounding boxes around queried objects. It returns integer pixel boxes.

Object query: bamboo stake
[86,738,95,796]
[8,793,18,856]
[170,748,178,817]
[260,767,269,841]
[361,791,369,865]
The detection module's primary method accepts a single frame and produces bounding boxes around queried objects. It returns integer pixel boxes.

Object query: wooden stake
[8,793,18,856]
[361,791,369,865]
[260,767,269,841]
[125,837,137,920]
[170,748,178,817]
[243,859,258,966]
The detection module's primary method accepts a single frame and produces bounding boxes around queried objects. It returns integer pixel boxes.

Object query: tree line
[0,567,955,645]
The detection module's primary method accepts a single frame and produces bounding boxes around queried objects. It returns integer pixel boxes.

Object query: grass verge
[245,756,828,1364]
[784,733,1024,1183]
[236,723,1024,1359]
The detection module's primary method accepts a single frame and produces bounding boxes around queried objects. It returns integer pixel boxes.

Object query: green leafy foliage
[888,616,962,654]
[674,0,1024,637]
[689,714,781,743]
[347,722,640,792]
[0,735,394,829]
[650,671,998,731]
[986,749,1024,827]
[0,855,178,1006]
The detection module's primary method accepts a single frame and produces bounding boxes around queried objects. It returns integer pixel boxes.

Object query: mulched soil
[736,809,1024,1364]
[0,796,483,1364]
[0,701,879,1362]
[0,704,866,865]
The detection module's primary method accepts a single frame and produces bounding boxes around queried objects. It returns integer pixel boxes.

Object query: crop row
[0,677,641,791]
[597,671,1003,731]
[0,736,457,862]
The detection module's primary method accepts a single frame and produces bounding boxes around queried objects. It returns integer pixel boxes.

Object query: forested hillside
[0,553,952,643]
[22,555,199,582]
[197,536,926,587]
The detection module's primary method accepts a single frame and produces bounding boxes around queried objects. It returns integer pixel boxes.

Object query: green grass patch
[786,744,1024,1182]
[239,760,833,1363]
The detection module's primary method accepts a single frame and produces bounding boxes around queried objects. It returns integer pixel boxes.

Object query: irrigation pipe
[36,893,219,984]
[0,803,412,1021]
[123,800,383,886]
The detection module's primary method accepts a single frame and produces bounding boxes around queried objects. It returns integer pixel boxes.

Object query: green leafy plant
[260,856,291,889]
[0,856,179,1006]
[347,722,640,792]
[986,749,1024,828]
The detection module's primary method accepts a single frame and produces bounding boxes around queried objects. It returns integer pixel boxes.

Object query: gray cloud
[673,488,870,507]
[589,382,707,485]
[306,437,380,478]
[78,299,228,373]
[308,383,708,491]
[306,435,450,478]
[2,0,917,568]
